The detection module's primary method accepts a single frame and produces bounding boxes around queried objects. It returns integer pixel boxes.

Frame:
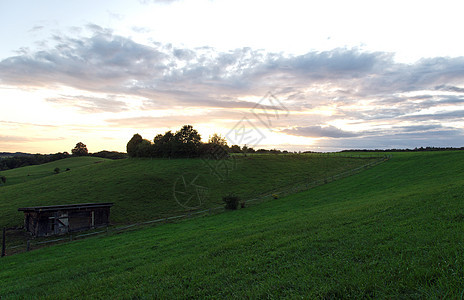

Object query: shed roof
[18,202,114,212]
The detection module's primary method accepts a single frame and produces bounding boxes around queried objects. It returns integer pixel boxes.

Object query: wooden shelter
[18,203,114,237]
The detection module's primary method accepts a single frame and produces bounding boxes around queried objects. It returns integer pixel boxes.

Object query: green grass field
[0,154,378,228]
[0,156,108,186]
[0,151,463,298]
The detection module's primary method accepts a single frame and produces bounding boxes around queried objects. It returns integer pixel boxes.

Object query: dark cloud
[2,28,464,150]
[282,125,360,138]
[264,49,393,79]
[400,110,464,121]
[393,124,443,132]
[435,85,464,93]
[316,128,464,151]
[2,29,463,111]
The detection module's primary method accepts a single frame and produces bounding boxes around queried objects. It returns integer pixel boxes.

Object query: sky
[1,0,464,153]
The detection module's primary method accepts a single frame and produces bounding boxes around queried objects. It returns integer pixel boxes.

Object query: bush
[0,175,5,184]
[54,167,60,174]
[222,194,241,210]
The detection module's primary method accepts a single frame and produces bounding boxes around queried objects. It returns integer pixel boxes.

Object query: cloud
[2,29,463,111]
[46,95,129,113]
[400,110,464,121]
[106,110,248,128]
[0,135,64,143]
[29,25,44,32]
[282,125,360,138]
[435,85,464,93]
[2,27,464,150]
[315,128,464,151]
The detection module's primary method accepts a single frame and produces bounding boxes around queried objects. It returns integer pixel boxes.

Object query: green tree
[71,142,89,156]
[127,134,143,157]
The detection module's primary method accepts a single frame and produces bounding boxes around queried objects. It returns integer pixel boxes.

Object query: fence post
[26,240,30,252]
[1,227,5,257]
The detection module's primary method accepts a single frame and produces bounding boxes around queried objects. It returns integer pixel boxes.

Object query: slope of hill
[0,151,462,298]
[0,154,378,228]
[0,156,108,186]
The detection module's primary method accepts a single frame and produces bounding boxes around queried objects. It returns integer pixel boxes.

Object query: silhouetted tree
[153,131,175,157]
[136,139,153,157]
[174,125,202,157]
[127,134,143,157]
[229,145,241,153]
[0,152,70,171]
[208,133,228,147]
[202,133,229,159]
[71,142,88,156]
[91,151,127,159]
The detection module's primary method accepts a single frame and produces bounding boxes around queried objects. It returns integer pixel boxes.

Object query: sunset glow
[1,0,464,153]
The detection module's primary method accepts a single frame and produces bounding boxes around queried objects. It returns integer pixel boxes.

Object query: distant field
[0,153,379,228]
[0,151,462,298]
[0,156,108,186]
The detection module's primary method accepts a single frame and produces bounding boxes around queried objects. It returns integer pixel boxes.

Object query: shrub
[272,193,279,199]
[222,194,241,210]
[0,175,5,184]
[54,167,60,174]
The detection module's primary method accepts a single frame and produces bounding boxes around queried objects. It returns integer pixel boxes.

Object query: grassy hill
[0,151,463,298]
[0,156,108,186]
[0,154,378,228]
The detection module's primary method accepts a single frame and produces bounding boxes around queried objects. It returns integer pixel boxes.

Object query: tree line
[127,125,291,158]
[0,143,127,171]
[127,125,226,158]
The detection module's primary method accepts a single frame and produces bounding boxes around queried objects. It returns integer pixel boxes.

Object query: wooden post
[26,240,30,252]
[1,227,6,257]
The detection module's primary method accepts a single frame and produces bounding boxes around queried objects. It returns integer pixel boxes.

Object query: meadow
[0,153,378,228]
[0,151,463,298]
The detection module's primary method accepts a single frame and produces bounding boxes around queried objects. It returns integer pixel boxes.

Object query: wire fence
[1,154,392,257]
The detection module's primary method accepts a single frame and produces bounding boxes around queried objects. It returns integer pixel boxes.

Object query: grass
[0,156,108,187]
[0,151,463,298]
[0,153,378,228]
